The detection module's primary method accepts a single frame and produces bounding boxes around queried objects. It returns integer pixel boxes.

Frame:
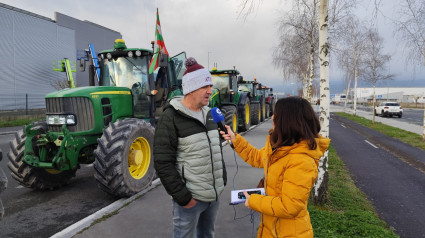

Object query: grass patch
[0,117,44,128]
[335,112,425,150]
[309,145,398,237]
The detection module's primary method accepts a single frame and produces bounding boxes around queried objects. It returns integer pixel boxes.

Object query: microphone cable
[229,143,256,238]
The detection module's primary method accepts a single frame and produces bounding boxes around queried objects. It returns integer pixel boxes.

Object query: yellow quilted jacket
[232,134,330,238]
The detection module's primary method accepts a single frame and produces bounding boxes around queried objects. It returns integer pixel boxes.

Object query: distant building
[344,87,425,103]
[0,3,121,110]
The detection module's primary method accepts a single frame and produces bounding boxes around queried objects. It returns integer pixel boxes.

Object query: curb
[0,131,17,136]
[51,179,162,238]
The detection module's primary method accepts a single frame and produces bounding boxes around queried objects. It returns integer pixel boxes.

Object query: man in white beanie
[154,57,227,238]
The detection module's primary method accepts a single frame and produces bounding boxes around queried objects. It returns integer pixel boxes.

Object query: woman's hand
[243,191,251,209]
[219,125,236,141]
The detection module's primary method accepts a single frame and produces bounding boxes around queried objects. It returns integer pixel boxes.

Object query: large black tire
[221,105,238,133]
[265,104,270,119]
[239,97,251,132]
[260,98,266,122]
[7,122,76,190]
[94,118,155,197]
[269,99,275,116]
[251,102,260,125]
[0,149,6,220]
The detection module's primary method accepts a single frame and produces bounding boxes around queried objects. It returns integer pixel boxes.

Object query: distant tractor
[257,84,270,121]
[7,39,186,197]
[238,79,261,126]
[209,68,244,133]
[263,86,276,117]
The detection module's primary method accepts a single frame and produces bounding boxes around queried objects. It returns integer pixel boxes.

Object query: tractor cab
[97,39,184,120]
[209,68,241,106]
[238,80,259,99]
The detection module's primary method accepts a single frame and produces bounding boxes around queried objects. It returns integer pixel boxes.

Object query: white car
[375,102,403,118]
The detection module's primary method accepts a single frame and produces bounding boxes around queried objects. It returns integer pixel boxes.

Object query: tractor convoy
[6,39,275,198]
[209,68,275,133]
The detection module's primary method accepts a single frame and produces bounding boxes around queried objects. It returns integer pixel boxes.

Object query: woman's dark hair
[270,96,321,150]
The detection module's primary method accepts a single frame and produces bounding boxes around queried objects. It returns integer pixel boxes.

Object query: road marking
[85,164,93,167]
[16,185,24,189]
[341,124,346,128]
[364,140,378,148]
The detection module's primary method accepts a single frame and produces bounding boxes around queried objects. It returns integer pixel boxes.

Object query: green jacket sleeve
[153,109,192,206]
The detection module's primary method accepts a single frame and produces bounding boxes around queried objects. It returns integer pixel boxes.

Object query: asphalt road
[400,108,424,126]
[335,104,424,126]
[0,132,117,238]
[330,113,425,238]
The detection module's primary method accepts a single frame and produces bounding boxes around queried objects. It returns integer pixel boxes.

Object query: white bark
[353,65,358,116]
[313,0,329,204]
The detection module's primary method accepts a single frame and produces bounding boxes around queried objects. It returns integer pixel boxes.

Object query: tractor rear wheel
[221,105,238,133]
[7,122,76,190]
[94,118,155,197]
[0,148,6,220]
[265,104,270,119]
[270,99,275,116]
[260,98,266,122]
[251,102,260,125]
[239,98,251,132]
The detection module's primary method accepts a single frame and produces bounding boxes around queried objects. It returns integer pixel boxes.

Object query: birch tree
[312,0,330,205]
[273,33,310,96]
[394,0,425,139]
[362,29,393,123]
[337,16,367,115]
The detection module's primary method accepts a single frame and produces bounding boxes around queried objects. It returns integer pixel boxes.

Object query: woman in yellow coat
[221,97,330,237]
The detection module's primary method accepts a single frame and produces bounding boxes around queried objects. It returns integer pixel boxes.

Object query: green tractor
[208,68,242,133]
[7,39,186,197]
[238,79,262,127]
[263,86,276,117]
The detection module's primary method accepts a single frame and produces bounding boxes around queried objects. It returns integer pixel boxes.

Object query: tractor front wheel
[7,123,76,190]
[251,102,260,125]
[221,105,238,133]
[94,118,155,197]
[239,98,251,132]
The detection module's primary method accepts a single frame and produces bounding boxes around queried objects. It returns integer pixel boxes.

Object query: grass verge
[0,117,44,128]
[335,112,425,150]
[308,145,398,237]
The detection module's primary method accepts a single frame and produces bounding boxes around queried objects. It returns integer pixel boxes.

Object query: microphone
[211,107,234,149]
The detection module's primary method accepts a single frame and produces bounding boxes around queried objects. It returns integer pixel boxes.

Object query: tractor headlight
[46,115,76,126]
[127,51,133,57]
[135,50,142,57]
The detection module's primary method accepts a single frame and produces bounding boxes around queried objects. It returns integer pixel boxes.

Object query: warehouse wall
[55,12,121,87]
[0,4,121,111]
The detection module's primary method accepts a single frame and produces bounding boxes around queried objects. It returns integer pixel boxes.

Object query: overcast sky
[1,0,424,93]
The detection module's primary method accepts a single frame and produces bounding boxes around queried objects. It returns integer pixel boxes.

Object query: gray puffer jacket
[153,98,227,206]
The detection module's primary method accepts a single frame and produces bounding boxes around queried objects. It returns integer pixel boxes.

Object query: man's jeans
[173,200,220,238]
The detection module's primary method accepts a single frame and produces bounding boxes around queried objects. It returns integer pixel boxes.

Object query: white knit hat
[182,57,213,95]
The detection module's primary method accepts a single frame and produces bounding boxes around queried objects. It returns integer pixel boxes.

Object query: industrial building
[334,87,425,104]
[0,3,121,110]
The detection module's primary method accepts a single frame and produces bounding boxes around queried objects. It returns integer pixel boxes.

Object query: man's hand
[184,198,197,208]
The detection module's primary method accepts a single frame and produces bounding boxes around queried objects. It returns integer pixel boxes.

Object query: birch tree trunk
[307,4,317,103]
[372,84,376,123]
[353,64,358,116]
[313,0,329,205]
[308,46,314,101]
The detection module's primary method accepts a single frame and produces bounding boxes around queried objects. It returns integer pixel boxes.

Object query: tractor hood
[46,86,131,98]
